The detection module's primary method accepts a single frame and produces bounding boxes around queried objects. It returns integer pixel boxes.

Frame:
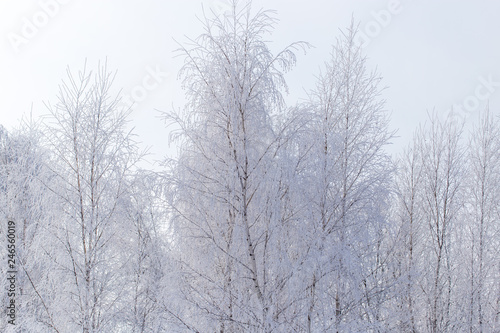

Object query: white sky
[1,0,499,164]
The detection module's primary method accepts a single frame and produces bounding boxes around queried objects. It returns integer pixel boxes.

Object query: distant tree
[421,115,464,333]
[119,170,172,332]
[398,114,464,333]
[462,109,500,332]
[392,134,425,332]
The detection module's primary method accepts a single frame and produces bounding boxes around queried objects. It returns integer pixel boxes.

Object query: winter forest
[1,2,499,332]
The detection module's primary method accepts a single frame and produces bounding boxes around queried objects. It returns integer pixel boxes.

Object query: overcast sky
[1,0,499,164]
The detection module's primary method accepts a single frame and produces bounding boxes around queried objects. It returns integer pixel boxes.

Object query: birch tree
[119,170,171,332]
[417,114,464,333]
[463,109,500,332]
[0,123,61,332]
[303,22,394,332]
[44,62,142,332]
[165,1,307,331]
[392,133,426,332]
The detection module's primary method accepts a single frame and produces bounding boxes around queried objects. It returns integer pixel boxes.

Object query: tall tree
[119,170,171,333]
[165,1,307,331]
[303,22,393,332]
[0,122,61,332]
[463,109,500,332]
[410,114,464,333]
[392,134,425,332]
[44,62,142,332]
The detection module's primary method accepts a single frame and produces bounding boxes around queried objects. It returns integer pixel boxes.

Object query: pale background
[1,0,499,165]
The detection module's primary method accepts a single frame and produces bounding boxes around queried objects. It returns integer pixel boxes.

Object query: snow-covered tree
[462,109,500,332]
[419,114,464,333]
[394,113,464,333]
[392,133,425,332]
[43,62,142,332]
[0,121,62,332]
[165,1,307,331]
[303,22,394,332]
[119,170,172,332]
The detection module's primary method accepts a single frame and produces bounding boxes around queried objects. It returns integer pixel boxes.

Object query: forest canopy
[1,1,498,332]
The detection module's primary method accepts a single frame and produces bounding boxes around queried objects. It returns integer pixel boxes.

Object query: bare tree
[463,109,500,332]
[416,114,464,333]
[165,1,307,331]
[44,62,142,332]
[119,170,171,333]
[303,21,394,332]
[392,135,425,332]
[0,122,61,332]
